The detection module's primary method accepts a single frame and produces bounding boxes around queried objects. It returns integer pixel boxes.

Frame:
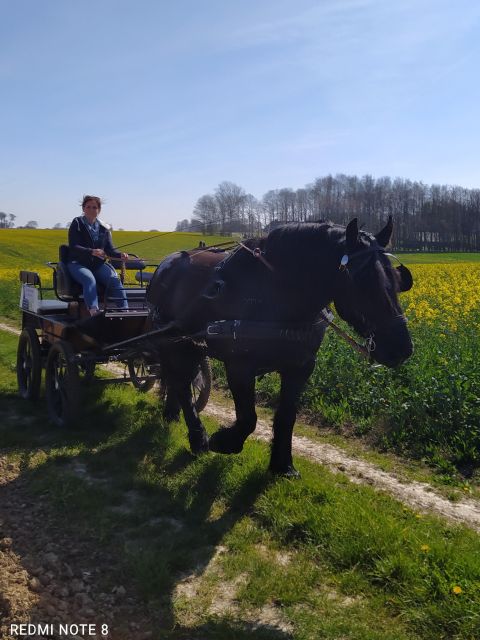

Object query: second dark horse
[147,217,413,476]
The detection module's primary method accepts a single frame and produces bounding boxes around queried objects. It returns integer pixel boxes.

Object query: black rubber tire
[45,341,81,428]
[17,326,42,401]
[128,357,157,392]
[192,357,212,413]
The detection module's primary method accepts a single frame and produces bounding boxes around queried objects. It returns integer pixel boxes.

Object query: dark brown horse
[146,217,413,476]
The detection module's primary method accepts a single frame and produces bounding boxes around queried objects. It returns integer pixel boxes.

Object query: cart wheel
[192,357,212,413]
[128,357,157,392]
[45,341,80,427]
[16,326,42,400]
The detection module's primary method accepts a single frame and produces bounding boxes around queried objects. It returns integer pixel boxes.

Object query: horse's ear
[345,218,359,252]
[396,264,413,292]
[375,216,393,248]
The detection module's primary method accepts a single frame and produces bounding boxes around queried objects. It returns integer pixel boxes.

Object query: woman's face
[83,200,100,222]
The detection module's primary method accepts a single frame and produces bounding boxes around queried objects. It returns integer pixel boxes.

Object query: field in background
[0,228,227,320]
[0,228,228,270]
[1,228,479,475]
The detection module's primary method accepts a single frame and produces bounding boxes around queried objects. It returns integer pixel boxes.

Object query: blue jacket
[68,216,121,269]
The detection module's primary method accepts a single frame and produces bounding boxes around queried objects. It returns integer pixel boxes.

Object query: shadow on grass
[0,380,293,639]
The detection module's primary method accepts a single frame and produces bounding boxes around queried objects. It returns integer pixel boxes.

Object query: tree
[192,194,218,234]
[25,221,38,228]
[0,212,7,228]
[53,223,63,229]
[185,174,480,250]
[175,219,190,232]
[214,181,246,234]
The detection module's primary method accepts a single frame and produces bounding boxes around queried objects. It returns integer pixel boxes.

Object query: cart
[16,246,211,427]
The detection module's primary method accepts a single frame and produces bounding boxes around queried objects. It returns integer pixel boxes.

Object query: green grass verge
[1,330,479,640]
[399,252,480,264]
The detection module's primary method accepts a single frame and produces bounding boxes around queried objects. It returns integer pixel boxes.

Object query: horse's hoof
[209,428,245,454]
[162,407,180,423]
[270,464,301,479]
[189,431,209,455]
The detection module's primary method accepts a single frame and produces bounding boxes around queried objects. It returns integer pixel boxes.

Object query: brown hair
[81,195,102,211]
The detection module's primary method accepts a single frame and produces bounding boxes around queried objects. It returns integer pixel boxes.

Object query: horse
[146,217,413,476]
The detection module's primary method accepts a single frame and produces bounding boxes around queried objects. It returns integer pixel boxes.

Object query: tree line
[177,175,480,251]
[0,215,69,229]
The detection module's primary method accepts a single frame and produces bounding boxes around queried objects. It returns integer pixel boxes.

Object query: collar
[82,215,99,228]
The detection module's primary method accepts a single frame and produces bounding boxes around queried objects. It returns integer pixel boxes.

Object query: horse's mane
[264,221,345,274]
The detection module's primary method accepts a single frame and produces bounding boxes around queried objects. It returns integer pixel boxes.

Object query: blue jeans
[67,262,128,310]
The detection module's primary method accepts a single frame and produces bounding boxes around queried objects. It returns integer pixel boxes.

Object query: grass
[0,228,229,269]
[1,329,480,639]
[210,387,480,498]
[398,252,480,264]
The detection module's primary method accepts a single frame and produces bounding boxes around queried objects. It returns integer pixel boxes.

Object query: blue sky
[1,0,480,230]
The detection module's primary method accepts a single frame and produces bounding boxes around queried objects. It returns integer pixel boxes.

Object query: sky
[1,0,480,230]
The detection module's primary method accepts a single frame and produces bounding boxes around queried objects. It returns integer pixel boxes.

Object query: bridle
[335,242,411,360]
[339,242,408,277]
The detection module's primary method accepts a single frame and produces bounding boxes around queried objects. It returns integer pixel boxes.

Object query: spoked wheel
[45,341,80,427]
[16,326,42,400]
[191,357,212,413]
[128,357,157,392]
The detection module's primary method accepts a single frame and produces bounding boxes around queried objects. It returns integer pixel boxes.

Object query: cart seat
[19,271,69,314]
[55,245,83,301]
[135,271,154,284]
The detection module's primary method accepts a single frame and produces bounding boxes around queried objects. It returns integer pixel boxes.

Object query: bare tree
[185,174,480,250]
[214,181,246,234]
[192,194,218,234]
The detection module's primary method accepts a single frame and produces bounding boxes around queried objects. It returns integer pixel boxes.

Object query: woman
[67,195,128,315]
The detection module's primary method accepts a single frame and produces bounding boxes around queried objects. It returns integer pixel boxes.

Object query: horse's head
[332,217,413,368]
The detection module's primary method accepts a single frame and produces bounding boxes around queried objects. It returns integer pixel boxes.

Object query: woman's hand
[91,248,106,259]
[120,252,129,261]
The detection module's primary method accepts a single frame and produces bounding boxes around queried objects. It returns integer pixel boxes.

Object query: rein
[318,310,374,361]
[237,241,275,272]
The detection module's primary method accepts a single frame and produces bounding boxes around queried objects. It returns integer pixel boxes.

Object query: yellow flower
[420,544,430,553]
[452,585,462,595]
[401,263,480,329]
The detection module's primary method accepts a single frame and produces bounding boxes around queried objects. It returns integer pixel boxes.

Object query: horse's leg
[209,361,257,454]
[159,345,209,454]
[162,385,180,423]
[175,378,209,455]
[269,360,315,477]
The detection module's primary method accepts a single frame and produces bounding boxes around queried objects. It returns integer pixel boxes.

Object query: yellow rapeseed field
[402,263,480,329]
